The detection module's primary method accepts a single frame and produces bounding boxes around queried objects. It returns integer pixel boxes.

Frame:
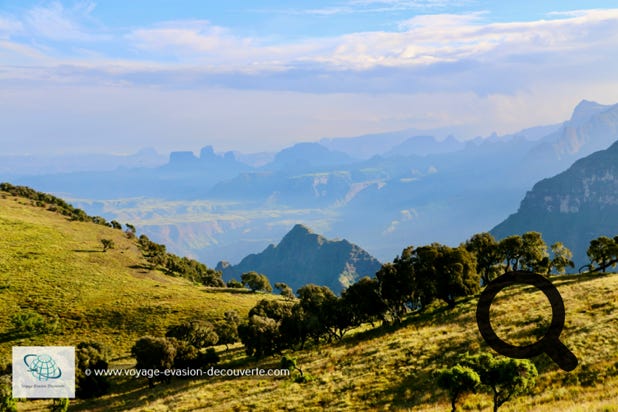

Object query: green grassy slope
[0,192,270,361]
[2,190,618,411]
[68,275,618,412]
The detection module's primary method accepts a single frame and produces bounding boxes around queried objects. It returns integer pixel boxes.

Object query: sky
[1,1,618,155]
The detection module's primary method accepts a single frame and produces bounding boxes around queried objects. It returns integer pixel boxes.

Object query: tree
[239,300,296,357]
[109,220,122,230]
[499,235,523,273]
[169,338,199,369]
[458,352,537,412]
[138,235,167,269]
[429,245,479,308]
[275,282,295,300]
[214,311,240,350]
[587,236,618,272]
[498,232,550,273]
[75,342,110,399]
[412,244,479,308]
[100,239,115,252]
[465,232,502,284]
[131,336,176,387]
[520,232,549,273]
[376,258,415,324]
[342,276,387,326]
[279,303,310,349]
[297,284,344,342]
[165,321,218,349]
[238,315,281,358]
[436,365,480,412]
[549,242,574,274]
[241,271,273,293]
[125,223,136,239]
[249,299,294,321]
[324,297,357,340]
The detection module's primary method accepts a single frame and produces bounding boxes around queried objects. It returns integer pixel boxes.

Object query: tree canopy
[241,271,273,293]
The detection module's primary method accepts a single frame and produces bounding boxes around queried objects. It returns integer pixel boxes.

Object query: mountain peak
[267,142,352,171]
[218,225,381,293]
[288,223,313,235]
[569,100,612,126]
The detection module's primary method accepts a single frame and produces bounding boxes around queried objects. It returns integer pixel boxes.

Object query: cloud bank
[1,2,618,154]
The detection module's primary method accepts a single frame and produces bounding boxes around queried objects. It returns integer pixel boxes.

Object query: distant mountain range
[4,99,618,267]
[216,224,381,293]
[0,147,166,176]
[492,139,618,268]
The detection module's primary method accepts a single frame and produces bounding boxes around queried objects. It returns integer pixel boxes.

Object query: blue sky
[2,1,618,155]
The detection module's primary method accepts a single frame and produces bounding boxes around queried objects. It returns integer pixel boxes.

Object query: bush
[10,310,58,335]
[199,347,220,366]
[76,342,110,399]
[0,374,17,412]
[241,271,272,293]
[166,321,218,349]
[131,336,176,387]
[171,339,200,369]
[170,340,220,370]
[214,311,240,350]
[101,239,115,252]
[226,279,243,288]
[49,398,69,412]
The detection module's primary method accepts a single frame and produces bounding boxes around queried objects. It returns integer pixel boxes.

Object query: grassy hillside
[0,191,271,361]
[59,272,617,412]
[2,189,618,411]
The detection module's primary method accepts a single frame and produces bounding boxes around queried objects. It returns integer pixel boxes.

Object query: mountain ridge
[491,139,618,266]
[216,224,381,293]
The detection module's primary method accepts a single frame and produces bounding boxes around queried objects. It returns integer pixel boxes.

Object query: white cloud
[278,0,472,16]
[0,15,23,38]
[2,6,618,154]
[0,40,48,63]
[24,1,106,42]
[117,9,618,74]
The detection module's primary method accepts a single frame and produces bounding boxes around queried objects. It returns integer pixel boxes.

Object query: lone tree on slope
[241,271,272,293]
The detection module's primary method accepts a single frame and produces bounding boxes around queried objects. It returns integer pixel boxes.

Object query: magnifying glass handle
[546,340,578,372]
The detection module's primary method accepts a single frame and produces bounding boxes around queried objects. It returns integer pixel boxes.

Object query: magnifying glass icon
[476,271,578,372]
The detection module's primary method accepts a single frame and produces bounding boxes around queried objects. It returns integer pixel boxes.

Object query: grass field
[0,193,272,361]
[2,191,618,411]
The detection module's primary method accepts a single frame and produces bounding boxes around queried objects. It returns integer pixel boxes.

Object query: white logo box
[12,346,75,399]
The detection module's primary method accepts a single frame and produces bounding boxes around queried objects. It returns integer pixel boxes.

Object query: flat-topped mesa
[169,151,199,164]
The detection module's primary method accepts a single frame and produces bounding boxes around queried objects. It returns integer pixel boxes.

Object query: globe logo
[23,353,63,381]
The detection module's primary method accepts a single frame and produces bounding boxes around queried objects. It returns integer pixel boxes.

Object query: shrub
[166,321,218,349]
[131,336,176,387]
[0,374,17,412]
[101,239,115,252]
[241,271,272,293]
[75,342,110,399]
[10,310,57,335]
[226,279,243,288]
[49,398,69,412]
